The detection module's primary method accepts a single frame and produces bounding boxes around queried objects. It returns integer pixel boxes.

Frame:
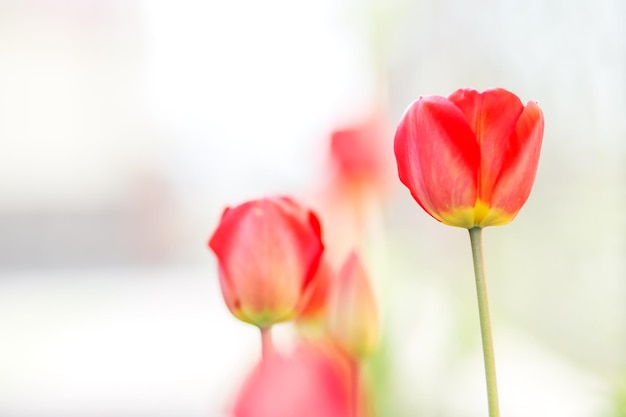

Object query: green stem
[260,326,273,361]
[469,227,500,417]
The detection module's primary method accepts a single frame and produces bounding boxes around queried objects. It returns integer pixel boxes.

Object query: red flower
[329,114,393,194]
[232,342,352,417]
[394,88,544,228]
[208,196,324,328]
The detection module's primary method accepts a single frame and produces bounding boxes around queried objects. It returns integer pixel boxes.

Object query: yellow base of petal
[233,307,297,329]
[438,200,514,229]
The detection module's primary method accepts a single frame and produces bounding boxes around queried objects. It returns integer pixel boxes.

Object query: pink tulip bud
[327,251,379,359]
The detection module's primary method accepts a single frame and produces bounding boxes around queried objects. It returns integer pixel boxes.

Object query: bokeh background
[0,0,625,416]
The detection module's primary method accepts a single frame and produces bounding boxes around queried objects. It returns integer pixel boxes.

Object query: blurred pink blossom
[232,342,353,417]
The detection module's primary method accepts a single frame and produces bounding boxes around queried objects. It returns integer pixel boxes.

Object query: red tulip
[394,88,544,228]
[329,113,393,195]
[208,196,324,328]
[232,342,352,417]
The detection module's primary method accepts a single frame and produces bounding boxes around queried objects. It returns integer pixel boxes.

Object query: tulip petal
[490,101,544,217]
[449,88,524,203]
[216,264,247,321]
[394,96,480,226]
[296,256,334,328]
[271,197,325,290]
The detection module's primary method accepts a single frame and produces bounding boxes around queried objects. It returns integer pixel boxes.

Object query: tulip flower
[317,112,393,266]
[327,251,379,359]
[394,87,544,417]
[208,196,324,330]
[232,341,352,417]
[394,87,544,228]
[329,113,393,196]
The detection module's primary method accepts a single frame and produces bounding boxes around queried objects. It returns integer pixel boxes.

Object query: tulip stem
[469,227,500,417]
[260,326,273,361]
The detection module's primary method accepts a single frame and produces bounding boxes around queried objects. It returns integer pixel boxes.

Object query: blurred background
[0,0,624,416]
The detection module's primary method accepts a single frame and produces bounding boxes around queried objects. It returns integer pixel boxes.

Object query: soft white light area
[0,267,254,417]
[140,0,375,202]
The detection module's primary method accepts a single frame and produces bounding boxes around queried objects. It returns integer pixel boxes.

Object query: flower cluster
[209,113,388,416]
[208,87,544,417]
[210,196,379,417]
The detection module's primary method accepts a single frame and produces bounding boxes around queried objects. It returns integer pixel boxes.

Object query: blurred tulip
[208,196,324,328]
[329,113,393,196]
[327,251,379,359]
[296,255,334,335]
[232,341,353,417]
[394,87,544,228]
[314,112,393,266]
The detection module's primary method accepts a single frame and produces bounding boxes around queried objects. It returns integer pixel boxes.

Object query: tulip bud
[208,196,324,328]
[327,251,379,359]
